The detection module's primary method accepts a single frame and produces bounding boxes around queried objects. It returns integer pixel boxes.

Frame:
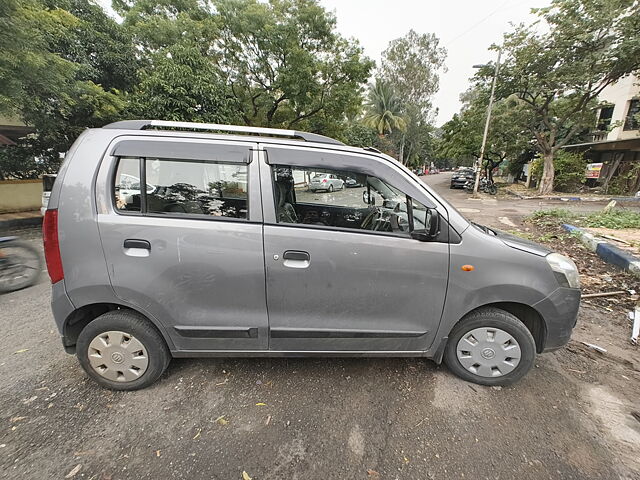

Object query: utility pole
[473,49,501,195]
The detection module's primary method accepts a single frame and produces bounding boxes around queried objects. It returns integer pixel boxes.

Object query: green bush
[530,151,587,192]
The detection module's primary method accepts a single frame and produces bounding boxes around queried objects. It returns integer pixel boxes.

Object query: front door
[261,146,450,352]
[97,137,268,352]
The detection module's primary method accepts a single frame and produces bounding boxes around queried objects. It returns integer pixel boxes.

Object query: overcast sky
[97,0,549,126]
[319,0,550,125]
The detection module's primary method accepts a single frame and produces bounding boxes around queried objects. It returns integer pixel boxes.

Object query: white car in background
[309,173,344,192]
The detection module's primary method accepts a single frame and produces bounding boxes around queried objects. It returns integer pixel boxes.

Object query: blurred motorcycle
[464,177,497,195]
[0,237,42,293]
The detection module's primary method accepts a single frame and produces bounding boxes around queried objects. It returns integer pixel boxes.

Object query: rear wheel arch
[63,303,173,352]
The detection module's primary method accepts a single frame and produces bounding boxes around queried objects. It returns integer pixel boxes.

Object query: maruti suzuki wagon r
[43,120,581,390]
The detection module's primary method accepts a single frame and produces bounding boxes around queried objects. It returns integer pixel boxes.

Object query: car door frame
[95,134,269,354]
[258,143,453,353]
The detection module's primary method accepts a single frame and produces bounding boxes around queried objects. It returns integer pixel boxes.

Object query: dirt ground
[1,177,639,479]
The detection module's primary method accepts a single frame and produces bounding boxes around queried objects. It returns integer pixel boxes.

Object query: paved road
[1,183,639,480]
[421,172,638,230]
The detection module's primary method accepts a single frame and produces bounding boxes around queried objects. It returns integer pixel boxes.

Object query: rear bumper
[533,287,581,352]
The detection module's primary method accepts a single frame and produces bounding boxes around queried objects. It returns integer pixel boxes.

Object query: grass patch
[529,207,640,230]
[584,210,640,229]
[527,208,574,221]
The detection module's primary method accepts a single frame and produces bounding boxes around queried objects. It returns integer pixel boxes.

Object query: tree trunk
[601,152,623,194]
[399,133,405,164]
[538,151,555,195]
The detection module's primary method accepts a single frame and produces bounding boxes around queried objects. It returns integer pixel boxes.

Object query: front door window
[271,165,423,236]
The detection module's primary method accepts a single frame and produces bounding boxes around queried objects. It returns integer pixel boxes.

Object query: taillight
[42,209,64,283]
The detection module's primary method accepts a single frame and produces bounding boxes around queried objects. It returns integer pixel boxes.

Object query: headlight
[546,253,580,288]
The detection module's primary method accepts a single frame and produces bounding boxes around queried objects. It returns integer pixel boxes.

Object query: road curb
[562,223,640,277]
[506,190,640,202]
[0,215,42,229]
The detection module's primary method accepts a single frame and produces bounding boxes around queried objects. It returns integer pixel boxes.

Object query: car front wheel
[76,310,170,390]
[444,307,536,386]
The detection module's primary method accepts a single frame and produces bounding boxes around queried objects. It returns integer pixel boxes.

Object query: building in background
[0,114,33,145]
[565,74,640,194]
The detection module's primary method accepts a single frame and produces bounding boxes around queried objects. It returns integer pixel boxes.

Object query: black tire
[328,184,334,192]
[488,185,497,195]
[76,310,171,391]
[0,240,42,293]
[443,307,536,386]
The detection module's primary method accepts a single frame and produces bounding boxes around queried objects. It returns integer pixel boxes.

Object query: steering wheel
[360,207,381,230]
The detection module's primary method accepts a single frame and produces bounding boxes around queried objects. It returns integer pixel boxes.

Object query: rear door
[260,145,450,352]
[96,137,268,352]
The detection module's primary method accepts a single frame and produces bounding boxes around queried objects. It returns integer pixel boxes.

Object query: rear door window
[113,157,248,219]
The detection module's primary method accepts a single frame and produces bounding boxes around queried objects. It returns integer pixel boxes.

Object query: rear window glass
[144,158,248,219]
[113,157,248,219]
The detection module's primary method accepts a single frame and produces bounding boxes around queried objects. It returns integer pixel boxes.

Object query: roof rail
[103,120,344,146]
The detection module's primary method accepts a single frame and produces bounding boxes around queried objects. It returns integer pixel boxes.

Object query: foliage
[1,0,133,177]
[436,85,532,179]
[341,123,377,148]
[213,0,373,131]
[493,0,640,193]
[362,80,407,135]
[379,29,446,117]
[128,41,238,123]
[585,210,640,229]
[530,150,587,192]
[528,207,640,230]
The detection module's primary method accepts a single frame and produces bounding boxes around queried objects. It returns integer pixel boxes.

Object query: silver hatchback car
[43,120,581,390]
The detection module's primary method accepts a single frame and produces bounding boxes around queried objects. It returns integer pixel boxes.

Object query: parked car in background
[44,120,580,391]
[344,177,363,188]
[450,168,475,189]
[309,173,344,192]
[41,174,57,215]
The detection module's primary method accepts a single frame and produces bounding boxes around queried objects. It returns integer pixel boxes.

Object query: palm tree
[362,80,407,135]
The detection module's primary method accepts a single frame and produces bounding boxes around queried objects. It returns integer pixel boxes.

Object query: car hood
[473,223,551,257]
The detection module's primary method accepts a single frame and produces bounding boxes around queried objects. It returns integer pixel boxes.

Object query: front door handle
[283,250,310,269]
[124,239,151,257]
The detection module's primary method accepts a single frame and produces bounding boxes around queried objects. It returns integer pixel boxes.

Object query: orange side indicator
[461,265,475,272]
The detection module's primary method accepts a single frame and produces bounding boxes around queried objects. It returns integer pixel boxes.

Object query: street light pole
[473,49,501,195]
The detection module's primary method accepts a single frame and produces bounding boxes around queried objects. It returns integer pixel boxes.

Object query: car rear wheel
[328,184,334,192]
[76,310,170,390]
[444,307,536,386]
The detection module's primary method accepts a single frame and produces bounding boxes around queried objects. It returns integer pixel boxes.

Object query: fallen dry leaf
[13,349,28,354]
[255,402,266,406]
[65,464,82,478]
[367,469,380,478]
[215,416,228,426]
[242,471,252,480]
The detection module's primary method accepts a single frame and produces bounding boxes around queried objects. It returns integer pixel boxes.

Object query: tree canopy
[488,0,640,193]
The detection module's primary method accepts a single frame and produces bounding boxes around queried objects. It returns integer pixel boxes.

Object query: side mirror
[411,208,440,241]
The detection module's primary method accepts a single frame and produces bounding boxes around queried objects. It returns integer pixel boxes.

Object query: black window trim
[111,156,251,223]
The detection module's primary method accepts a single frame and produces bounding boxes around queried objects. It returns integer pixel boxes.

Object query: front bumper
[533,287,581,352]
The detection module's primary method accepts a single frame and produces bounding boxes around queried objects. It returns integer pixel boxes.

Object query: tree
[379,29,447,117]
[436,85,532,181]
[1,0,131,177]
[495,0,640,194]
[128,41,238,123]
[214,0,373,131]
[362,80,407,135]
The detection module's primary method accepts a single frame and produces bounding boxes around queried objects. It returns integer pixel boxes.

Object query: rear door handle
[124,239,151,257]
[124,239,151,250]
[283,250,310,269]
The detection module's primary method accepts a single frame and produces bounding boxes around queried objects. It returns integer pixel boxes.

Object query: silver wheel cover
[87,330,149,382]
[456,327,521,377]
